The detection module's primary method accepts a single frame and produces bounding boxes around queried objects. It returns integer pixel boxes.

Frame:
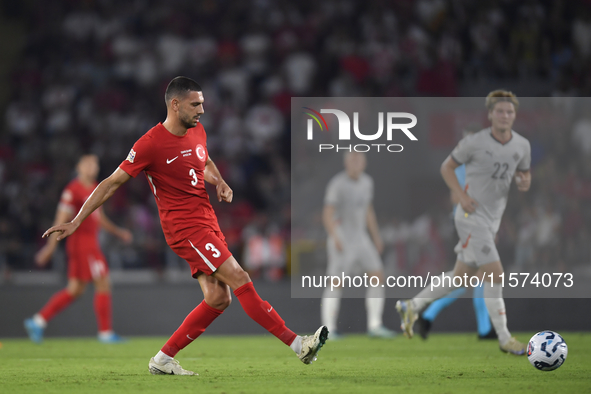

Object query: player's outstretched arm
[35,207,73,266]
[43,168,132,241]
[204,156,233,203]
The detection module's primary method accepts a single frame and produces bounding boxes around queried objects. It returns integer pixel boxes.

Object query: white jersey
[324,171,373,240]
[452,128,531,232]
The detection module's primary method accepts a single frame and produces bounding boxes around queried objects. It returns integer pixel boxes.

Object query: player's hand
[459,193,478,213]
[42,222,79,241]
[118,228,133,244]
[34,245,54,267]
[515,170,531,192]
[216,181,233,203]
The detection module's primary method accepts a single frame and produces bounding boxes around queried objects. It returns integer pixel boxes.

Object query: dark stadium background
[1,0,590,337]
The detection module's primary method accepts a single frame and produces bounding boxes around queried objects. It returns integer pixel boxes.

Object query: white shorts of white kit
[326,232,383,276]
[454,217,500,268]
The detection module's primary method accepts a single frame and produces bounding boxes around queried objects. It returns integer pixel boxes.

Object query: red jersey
[119,122,220,245]
[59,179,101,249]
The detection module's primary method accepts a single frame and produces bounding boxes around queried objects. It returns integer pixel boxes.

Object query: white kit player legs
[396,223,526,355]
[321,236,348,339]
[321,235,395,339]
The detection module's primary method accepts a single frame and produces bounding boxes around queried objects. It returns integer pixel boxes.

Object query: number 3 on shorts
[205,243,221,258]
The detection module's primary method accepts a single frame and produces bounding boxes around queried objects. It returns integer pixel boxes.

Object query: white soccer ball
[527,331,568,371]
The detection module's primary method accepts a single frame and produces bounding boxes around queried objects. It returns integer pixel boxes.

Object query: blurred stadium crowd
[1,0,591,280]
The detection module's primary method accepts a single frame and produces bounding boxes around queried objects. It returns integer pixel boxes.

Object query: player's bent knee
[203,283,232,310]
[206,294,232,310]
[67,289,83,298]
[67,281,86,298]
[222,295,232,309]
[94,277,111,293]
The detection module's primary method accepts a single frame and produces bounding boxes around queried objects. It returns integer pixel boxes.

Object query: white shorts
[454,218,500,267]
[326,233,383,276]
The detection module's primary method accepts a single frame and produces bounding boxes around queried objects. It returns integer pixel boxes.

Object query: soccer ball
[527,331,568,371]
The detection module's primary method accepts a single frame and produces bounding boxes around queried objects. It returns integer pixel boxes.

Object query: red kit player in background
[43,76,328,375]
[25,154,133,343]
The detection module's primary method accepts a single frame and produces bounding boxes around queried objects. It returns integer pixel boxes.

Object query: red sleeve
[119,135,154,177]
[58,184,76,215]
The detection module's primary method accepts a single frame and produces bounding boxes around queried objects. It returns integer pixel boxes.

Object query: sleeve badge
[126,148,136,163]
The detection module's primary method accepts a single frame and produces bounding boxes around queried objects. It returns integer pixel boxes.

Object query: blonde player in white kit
[396,90,531,355]
[321,152,395,339]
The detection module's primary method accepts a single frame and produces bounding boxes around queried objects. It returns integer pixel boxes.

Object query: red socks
[161,300,224,357]
[39,290,114,332]
[39,289,74,322]
[39,290,113,333]
[160,282,296,358]
[94,292,112,332]
[234,282,297,346]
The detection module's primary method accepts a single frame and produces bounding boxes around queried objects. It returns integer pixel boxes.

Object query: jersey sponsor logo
[126,149,136,163]
[485,150,493,156]
[196,144,206,162]
[166,156,178,164]
[267,307,273,312]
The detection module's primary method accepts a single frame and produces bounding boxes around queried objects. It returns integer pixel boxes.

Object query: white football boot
[148,357,198,375]
[395,300,418,339]
[298,326,329,364]
[499,337,526,356]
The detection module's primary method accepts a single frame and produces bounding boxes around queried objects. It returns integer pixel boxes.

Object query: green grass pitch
[1,333,590,393]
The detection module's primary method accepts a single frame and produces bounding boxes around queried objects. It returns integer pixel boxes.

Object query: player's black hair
[165,76,202,104]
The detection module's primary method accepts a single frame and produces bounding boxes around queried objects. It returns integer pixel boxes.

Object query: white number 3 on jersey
[189,168,198,186]
[205,243,221,258]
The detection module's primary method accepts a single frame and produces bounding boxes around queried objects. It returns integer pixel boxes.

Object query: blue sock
[422,288,466,322]
[473,284,492,336]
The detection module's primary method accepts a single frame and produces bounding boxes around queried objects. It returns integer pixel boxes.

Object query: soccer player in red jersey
[43,76,328,375]
[24,154,133,343]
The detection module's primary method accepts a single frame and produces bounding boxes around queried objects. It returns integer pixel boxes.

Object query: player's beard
[179,111,198,129]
